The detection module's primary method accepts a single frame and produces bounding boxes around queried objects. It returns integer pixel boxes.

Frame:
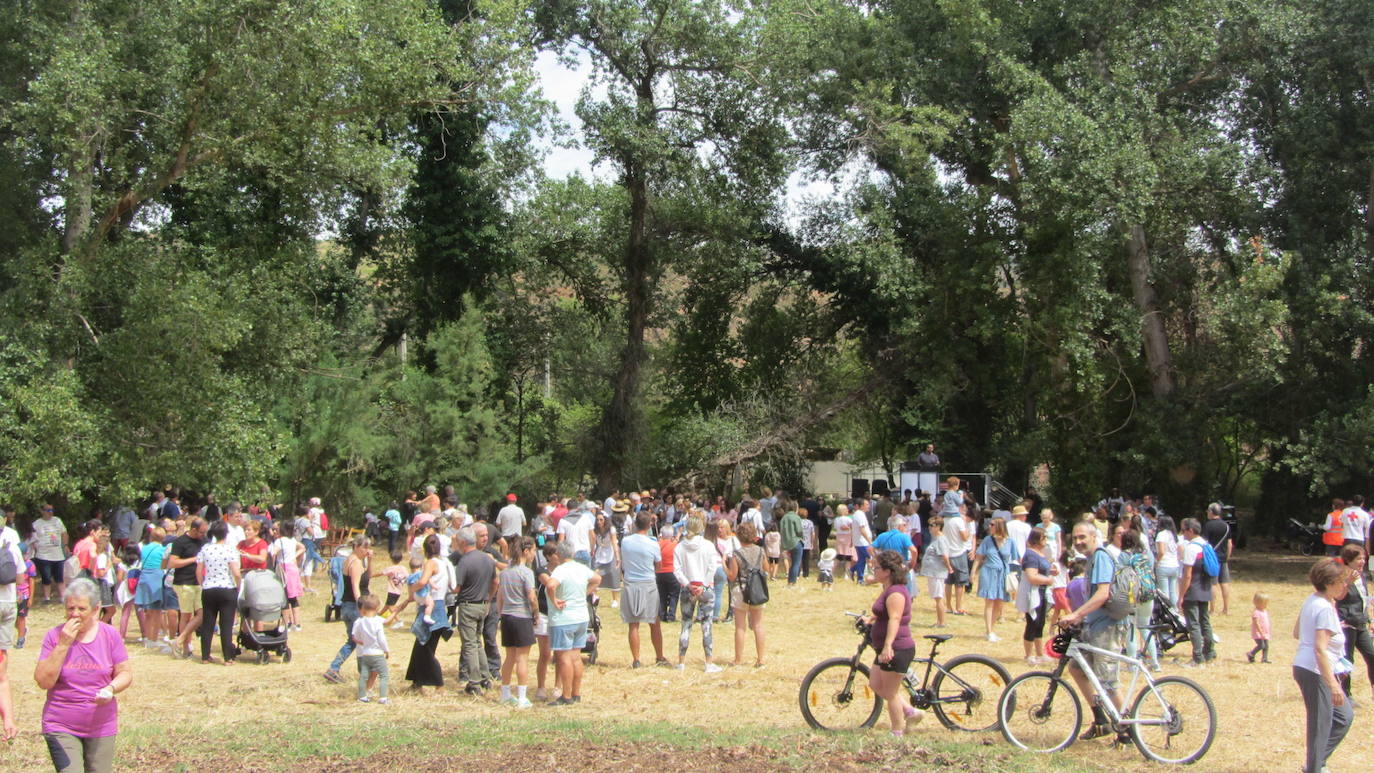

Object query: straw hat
[820,547,837,561]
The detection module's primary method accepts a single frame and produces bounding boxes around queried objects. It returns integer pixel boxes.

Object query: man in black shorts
[1201,504,1232,616]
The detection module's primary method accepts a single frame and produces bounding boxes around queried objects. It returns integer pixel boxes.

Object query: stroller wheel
[282,647,292,663]
[587,650,597,665]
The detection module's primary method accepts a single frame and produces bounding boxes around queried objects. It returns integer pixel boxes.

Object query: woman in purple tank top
[865,549,923,735]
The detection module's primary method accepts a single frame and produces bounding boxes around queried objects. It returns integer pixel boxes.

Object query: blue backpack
[1199,542,1221,578]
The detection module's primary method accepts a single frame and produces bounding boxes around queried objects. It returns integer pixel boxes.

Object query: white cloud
[533,49,600,180]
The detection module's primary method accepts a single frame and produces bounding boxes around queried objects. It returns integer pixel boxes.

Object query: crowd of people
[1,479,1372,772]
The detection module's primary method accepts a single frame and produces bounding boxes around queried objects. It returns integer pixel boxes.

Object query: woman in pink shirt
[34,577,132,773]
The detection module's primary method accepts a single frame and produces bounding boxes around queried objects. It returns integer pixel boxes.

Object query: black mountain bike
[799,612,1011,732]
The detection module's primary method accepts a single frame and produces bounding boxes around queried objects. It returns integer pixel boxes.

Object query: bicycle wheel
[930,653,1012,731]
[998,671,1082,753]
[1128,675,1216,764]
[798,657,883,731]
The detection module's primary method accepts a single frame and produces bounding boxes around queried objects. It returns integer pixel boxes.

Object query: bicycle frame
[1054,638,1172,729]
[839,613,966,704]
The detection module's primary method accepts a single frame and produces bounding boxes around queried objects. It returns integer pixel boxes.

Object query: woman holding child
[404,534,451,688]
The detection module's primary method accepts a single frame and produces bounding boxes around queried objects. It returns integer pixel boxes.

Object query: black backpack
[736,547,770,606]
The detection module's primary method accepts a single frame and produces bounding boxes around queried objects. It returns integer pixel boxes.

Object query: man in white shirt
[224,505,247,548]
[740,502,764,539]
[557,504,596,565]
[1341,495,1371,548]
[940,507,970,614]
[850,500,873,581]
[497,494,526,541]
[1176,518,1216,667]
[1006,505,1032,574]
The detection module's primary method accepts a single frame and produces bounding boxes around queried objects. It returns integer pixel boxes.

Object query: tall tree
[533,0,789,493]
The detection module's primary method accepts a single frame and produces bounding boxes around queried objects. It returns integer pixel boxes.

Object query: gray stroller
[237,569,293,664]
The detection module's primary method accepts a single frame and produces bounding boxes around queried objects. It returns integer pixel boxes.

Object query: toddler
[380,550,409,621]
[1064,557,1089,611]
[764,528,782,579]
[918,517,953,627]
[117,546,141,641]
[817,548,836,591]
[406,555,435,625]
[1246,592,1271,663]
[350,594,390,703]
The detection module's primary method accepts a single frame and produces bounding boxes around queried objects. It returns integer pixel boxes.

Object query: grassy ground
[2,546,1365,771]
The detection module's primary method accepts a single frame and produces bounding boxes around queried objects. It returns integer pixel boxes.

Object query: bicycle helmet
[1048,629,1074,657]
[1044,639,1062,660]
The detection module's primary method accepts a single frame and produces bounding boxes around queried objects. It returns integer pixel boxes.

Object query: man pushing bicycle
[1057,521,1130,745]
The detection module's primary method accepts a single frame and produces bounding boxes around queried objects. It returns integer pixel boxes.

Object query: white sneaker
[514,697,533,709]
[986,633,1001,643]
[610,601,619,609]
[675,663,685,670]
[704,663,723,674]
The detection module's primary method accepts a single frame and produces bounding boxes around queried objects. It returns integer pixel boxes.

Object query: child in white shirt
[350,594,390,703]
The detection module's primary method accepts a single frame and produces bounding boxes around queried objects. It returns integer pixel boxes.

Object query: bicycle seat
[923,633,953,643]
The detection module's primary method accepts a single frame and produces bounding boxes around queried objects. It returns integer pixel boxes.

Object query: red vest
[1322,511,1344,546]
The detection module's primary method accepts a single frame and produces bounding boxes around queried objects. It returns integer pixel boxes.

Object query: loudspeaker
[871,479,891,497]
[850,479,870,499]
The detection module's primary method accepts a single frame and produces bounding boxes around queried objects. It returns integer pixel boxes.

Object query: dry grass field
[2,547,1367,771]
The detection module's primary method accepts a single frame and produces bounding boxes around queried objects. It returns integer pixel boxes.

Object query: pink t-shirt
[383,565,408,595]
[40,622,128,737]
[1251,608,1271,640]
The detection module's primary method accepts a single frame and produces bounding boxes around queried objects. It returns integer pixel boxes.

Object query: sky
[531,49,840,217]
[533,49,599,180]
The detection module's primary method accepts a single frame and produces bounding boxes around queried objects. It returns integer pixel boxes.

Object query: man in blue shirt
[1058,521,1128,743]
[872,515,918,595]
[619,512,667,668]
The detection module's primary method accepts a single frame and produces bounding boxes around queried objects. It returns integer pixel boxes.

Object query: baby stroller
[237,569,292,664]
[1143,588,1190,653]
[582,594,601,665]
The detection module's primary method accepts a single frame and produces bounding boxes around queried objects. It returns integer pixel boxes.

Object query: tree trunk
[593,67,659,496]
[1366,163,1374,258]
[593,157,652,494]
[1126,224,1175,398]
[61,151,94,256]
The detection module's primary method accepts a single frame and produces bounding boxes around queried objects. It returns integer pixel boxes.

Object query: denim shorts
[550,621,588,651]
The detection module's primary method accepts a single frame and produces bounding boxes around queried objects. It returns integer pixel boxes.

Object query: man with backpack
[1201,503,1233,615]
[1057,521,1130,744]
[1177,517,1217,667]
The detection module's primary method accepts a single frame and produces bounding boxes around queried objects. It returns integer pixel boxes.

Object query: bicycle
[798,612,1011,732]
[997,624,1217,764]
